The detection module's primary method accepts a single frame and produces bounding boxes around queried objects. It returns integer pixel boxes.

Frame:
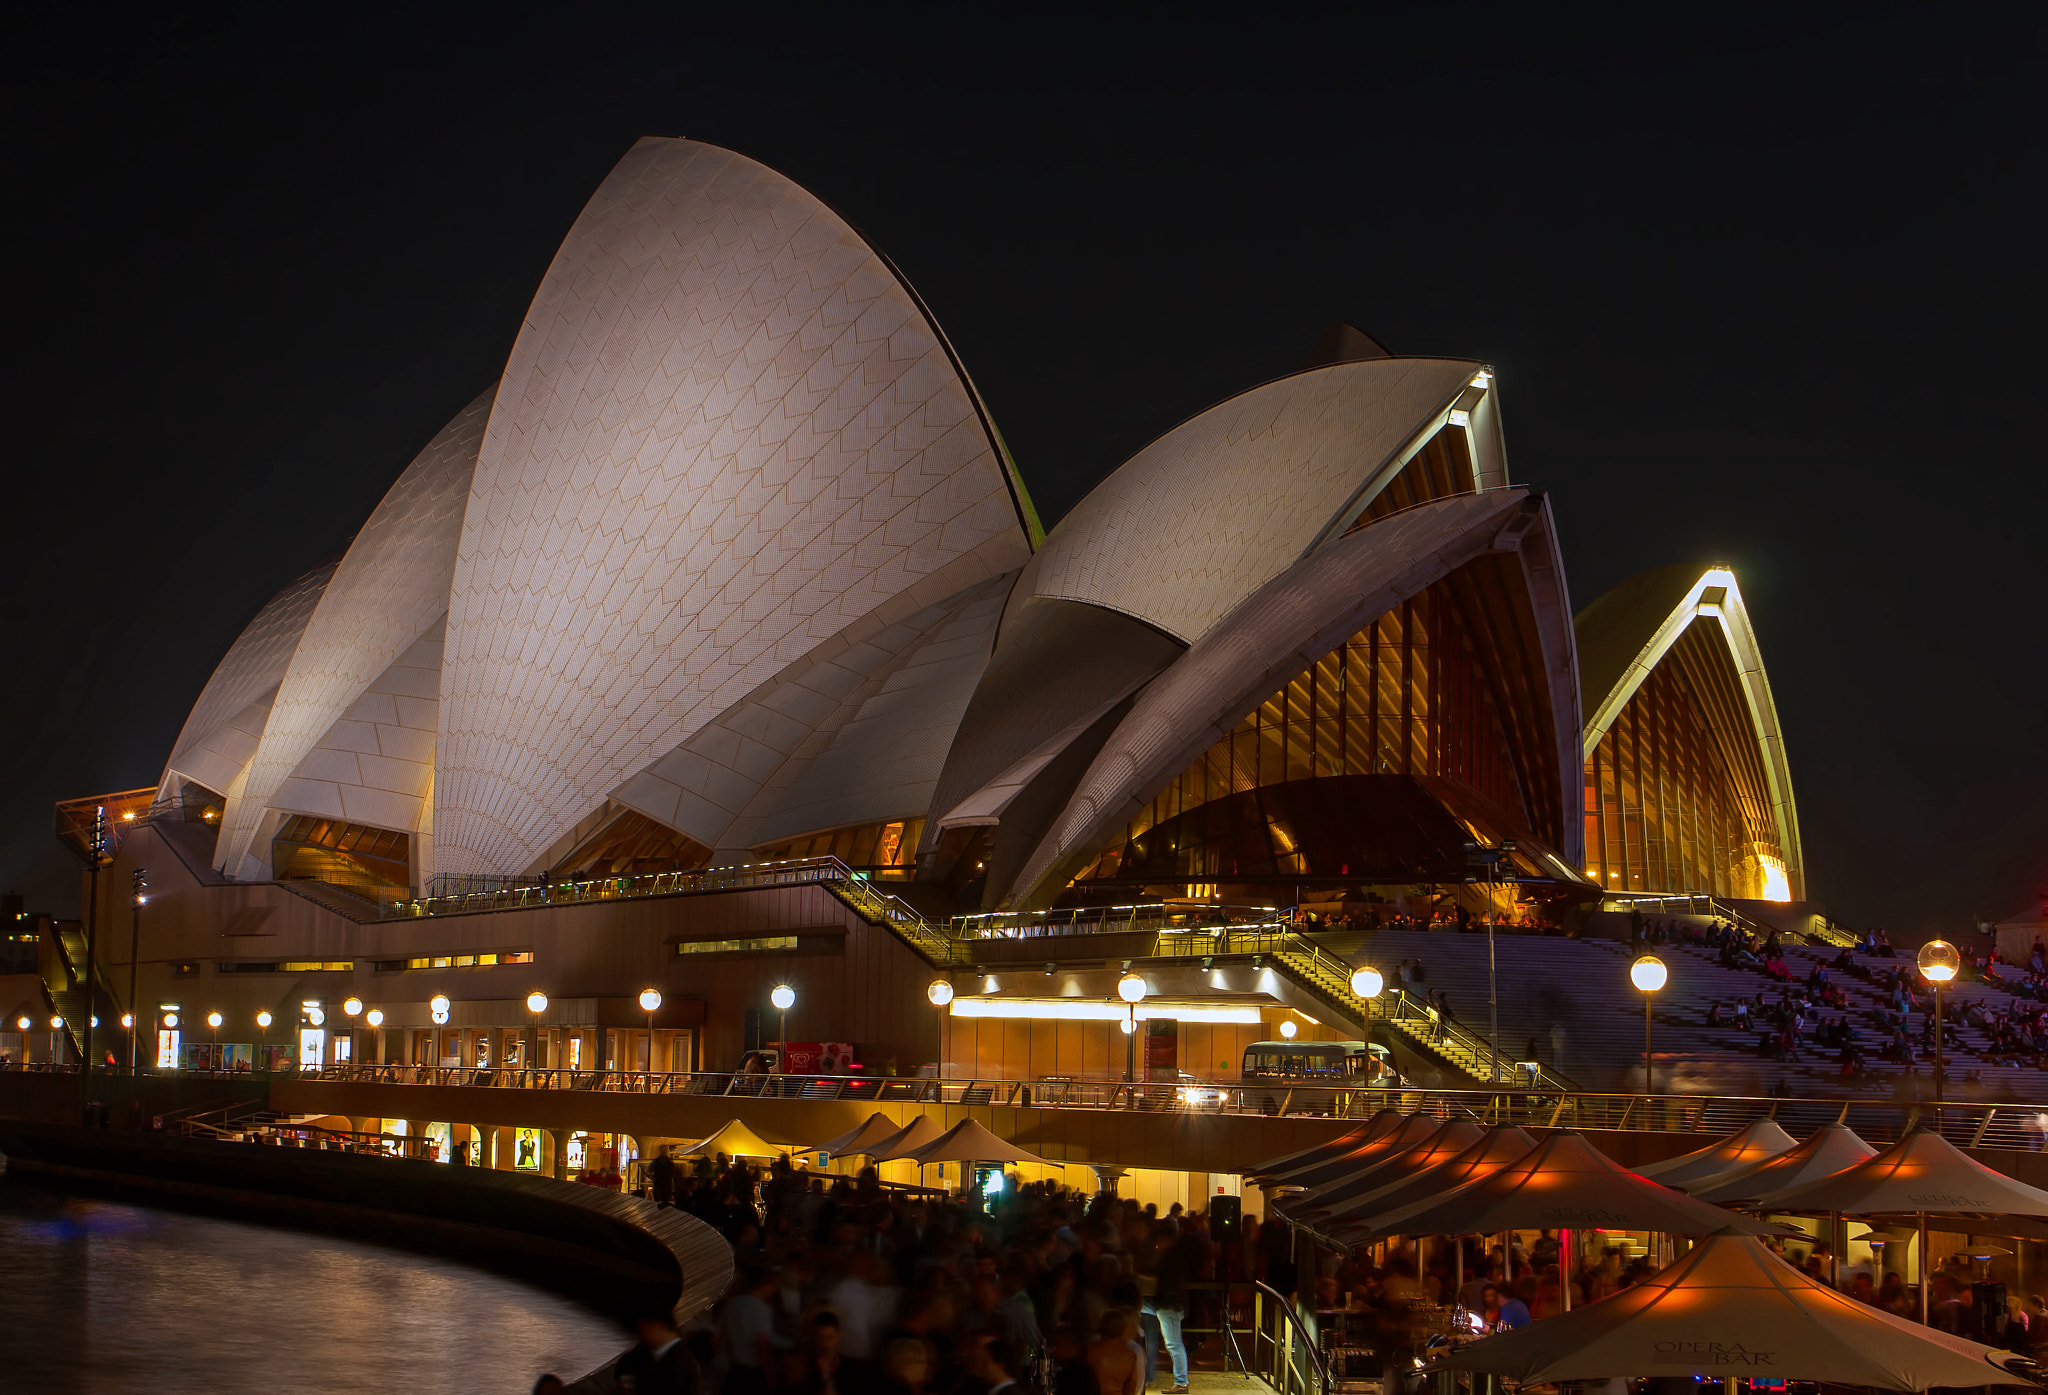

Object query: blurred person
[1087,1308,1142,1395]
[616,1310,697,1395]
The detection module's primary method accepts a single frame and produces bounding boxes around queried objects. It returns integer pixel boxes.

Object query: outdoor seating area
[1253,1110,2048,1391]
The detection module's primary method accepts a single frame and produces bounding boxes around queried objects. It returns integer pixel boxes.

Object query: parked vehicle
[1241,1039,1400,1087]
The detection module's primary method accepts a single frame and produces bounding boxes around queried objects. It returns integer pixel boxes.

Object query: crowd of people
[563,1155,1274,1395]
[533,1142,2048,1394]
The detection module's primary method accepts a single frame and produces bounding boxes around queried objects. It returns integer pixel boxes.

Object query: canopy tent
[868,1114,948,1162]
[1328,1126,1538,1235]
[1290,1120,1486,1217]
[674,1118,787,1159]
[1758,1128,2048,1322]
[1683,1123,1876,1205]
[1637,1117,1798,1186]
[1428,1229,2038,1391]
[1246,1109,1402,1181]
[898,1117,1051,1167]
[1267,1112,1442,1190]
[1759,1129,2048,1220]
[1349,1130,1782,1243]
[814,1112,904,1159]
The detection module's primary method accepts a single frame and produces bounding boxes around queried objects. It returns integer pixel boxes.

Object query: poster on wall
[424,1122,451,1163]
[516,1127,541,1170]
[565,1132,587,1172]
[1144,1019,1177,1079]
[777,1041,856,1073]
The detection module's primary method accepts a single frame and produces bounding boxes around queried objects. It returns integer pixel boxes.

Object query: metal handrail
[1255,1280,1329,1395]
[165,1062,2048,1154]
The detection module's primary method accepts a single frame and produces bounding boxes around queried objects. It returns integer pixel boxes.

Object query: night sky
[6,4,2042,934]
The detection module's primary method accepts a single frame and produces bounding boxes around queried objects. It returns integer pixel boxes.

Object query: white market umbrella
[674,1118,785,1159]
[868,1114,948,1162]
[1246,1109,1403,1181]
[1683,1122,1876,1205]
[1352,1130,1782,1242]
[1265,1111,1441,1189]
[1756,1128,2048,1323]
[1429,1229,2039,1391]
[898,1117,1050,1167]
[1291,1120,1486,1217]
[1326,1125,1538,1234]
[1638,1117,1798,1187]
[815,1111,904,1159]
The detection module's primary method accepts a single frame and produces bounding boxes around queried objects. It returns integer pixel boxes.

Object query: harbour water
[0,1181,627,1393]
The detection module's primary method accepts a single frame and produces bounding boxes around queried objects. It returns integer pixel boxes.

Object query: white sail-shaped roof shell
[159,563,334,810]
[214,390,489,875]
[1013,357,1486,645]
[432,138,1033,877]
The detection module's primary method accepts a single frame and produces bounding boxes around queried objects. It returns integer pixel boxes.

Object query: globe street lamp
[523,990,547,1080]
[639,989,662,1089]
[925,979,954,1081]
[257,1010,272,1071]
[343,996,363,1070]
[430,994,451,1076]
[1629,955,1668,1095]
[1279,1019,1298,1040]
[1349,966,1384,1000]
[1917,939,1960,1111]
[1117,971,1147,1083]
[770,984,795,1069]
[365,1007,384,1067]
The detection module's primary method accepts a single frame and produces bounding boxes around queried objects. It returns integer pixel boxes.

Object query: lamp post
[207,1011,223,1066]
[526,990,548,1082]
[51,1015,65,1066]
[638,988,662,1089]
[771,984,795,1069]
[1630,955,1667,1096]
[343,996,363,1071]
[430,994,451,1076]
[128,869,147,1075]
[257,1010,272,1071]
[81,805,106,1102]
[1917,939,1960,1116]
[365,1008,383,1070]
[927,979,954,1079]
[1117,971,1146,1082]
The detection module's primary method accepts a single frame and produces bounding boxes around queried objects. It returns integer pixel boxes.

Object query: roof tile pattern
[258,623,446,851]
[1017,358,1480,644]
[754,576,1008,845]
[160,563,335,799]
[612,575,1008,853]
[434,139,1030,875]
[217,392,488,871]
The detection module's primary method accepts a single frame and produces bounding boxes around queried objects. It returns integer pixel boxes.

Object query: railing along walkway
[198,1061,2048,1155]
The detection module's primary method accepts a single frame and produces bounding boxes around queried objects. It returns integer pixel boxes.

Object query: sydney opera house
[31,138,1808,1092]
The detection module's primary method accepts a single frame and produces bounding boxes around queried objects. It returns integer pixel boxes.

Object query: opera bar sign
[1652,1342,1776,1368]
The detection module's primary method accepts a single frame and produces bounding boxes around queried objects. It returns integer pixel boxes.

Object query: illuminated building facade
[54,137,1811,1101]
[1575,565,1803,902]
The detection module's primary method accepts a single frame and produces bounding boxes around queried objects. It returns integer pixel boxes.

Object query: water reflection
[0,1181,626,1393]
